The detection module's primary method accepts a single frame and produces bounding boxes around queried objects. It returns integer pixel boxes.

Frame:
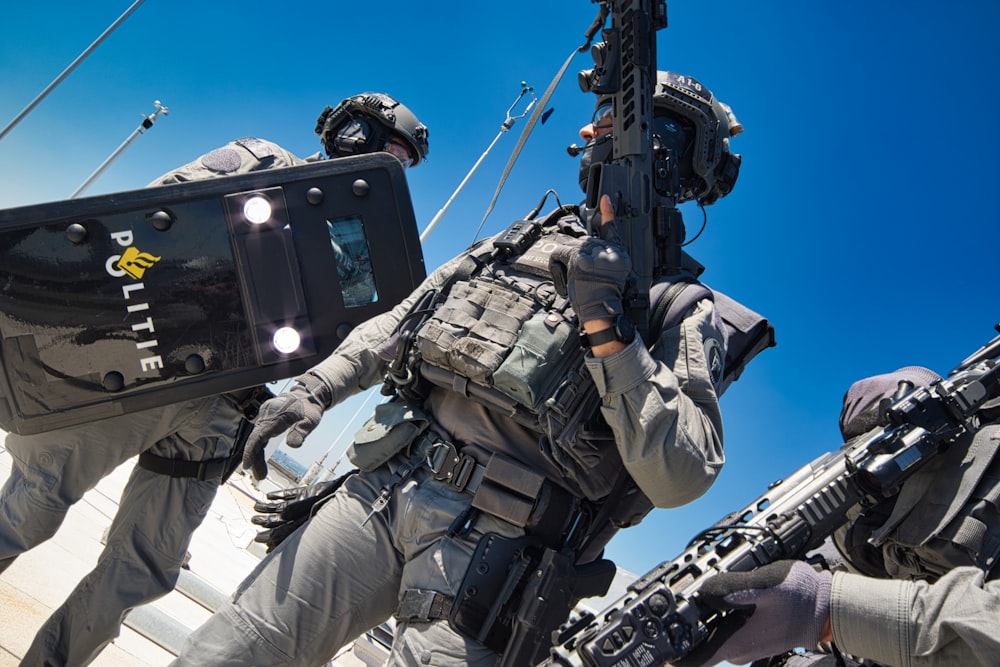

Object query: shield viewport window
[327,216,378,307]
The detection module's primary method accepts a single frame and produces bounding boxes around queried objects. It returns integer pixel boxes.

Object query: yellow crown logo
[115,246,162,280]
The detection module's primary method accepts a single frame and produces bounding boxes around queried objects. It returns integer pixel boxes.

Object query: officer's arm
[585,301,725,508]
[830,566,1000,666]
[582,198,725,508]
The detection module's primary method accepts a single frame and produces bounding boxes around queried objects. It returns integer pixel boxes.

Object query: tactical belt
[137,451,229,482]
[425,440,487,495]
[423,438,580,542]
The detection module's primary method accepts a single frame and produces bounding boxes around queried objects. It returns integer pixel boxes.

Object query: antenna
[70,100,168,198]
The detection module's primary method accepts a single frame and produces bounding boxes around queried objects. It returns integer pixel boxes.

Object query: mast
[0,0,148,143]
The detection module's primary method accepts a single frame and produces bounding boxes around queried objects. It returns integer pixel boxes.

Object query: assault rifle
[578,0,669,342]
[541,324,1000,666]
[489,7,671,661]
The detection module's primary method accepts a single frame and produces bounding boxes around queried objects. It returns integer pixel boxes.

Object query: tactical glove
[676,560,832,667]
[839,366,941,439]
[548,215,631,324]
[251,470,355,552]
[242,373,332,480]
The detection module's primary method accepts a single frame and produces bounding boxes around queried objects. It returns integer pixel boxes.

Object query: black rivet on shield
[66,223,87,244]
[102,371,125,392]
[184,354,206,374]
[336,322,354,340]
[150,210,173,231]
[306,187,324,205]
[352,179,370,197]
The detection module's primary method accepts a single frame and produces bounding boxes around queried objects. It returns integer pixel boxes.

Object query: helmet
[651,71,742,205]
[315,93,429,167]
[586,71,742,205]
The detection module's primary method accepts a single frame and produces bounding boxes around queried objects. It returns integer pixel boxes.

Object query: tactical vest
[835,421,1000,581]
[387,209,774,507]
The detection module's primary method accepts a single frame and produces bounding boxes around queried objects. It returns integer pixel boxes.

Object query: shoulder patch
[235,137,277,160]
[704,335,725,390]
[200,147,242,173]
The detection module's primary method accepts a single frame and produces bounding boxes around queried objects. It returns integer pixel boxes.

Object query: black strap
[395,588,454,623]
[137,450,229,482]
[647,274,710,343]
[648,277,776,396]
[225,385,274,420]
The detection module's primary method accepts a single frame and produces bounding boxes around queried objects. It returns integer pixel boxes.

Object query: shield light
[272,326,301,354]
[243,196,272,224]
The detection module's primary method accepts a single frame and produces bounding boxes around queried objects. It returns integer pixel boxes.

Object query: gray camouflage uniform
[761,370,1000,667]
[828,565,999,666]
[826,425,1000,667]
[0,137,302,666]
[169,212,728,666]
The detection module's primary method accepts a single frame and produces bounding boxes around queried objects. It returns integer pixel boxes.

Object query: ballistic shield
[0,153,424,434]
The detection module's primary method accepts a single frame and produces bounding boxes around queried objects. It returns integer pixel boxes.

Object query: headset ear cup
[715,151,741,200]
[332,119,374,157]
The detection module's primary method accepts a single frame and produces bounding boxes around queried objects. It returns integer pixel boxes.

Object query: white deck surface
[0,432,379,666]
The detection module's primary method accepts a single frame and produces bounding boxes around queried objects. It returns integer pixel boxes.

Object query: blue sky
[2,0,999,585]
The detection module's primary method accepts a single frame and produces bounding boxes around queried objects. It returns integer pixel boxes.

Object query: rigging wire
[420,82,538,243]
[471,4,607,243]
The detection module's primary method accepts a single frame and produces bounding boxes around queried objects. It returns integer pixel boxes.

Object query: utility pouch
[346,401,429,472]
[492,308,580,410]
[471,453,546,529]
[469,453,579,548]
[415,279,536,386]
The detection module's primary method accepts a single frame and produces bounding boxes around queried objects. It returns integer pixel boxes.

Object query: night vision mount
[0,153,424,435]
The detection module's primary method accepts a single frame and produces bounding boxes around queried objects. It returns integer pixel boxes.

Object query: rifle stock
[542,326,1000,666]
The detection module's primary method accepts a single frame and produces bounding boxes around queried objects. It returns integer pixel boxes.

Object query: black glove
[838,366,941,439]
[548,217,631,324]
[677,560,832,667]
[242,373,332,480]
[250,470,355,552]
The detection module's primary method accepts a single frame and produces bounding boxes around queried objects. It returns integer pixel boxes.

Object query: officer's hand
[549,195,631,324]
[251,471,354,552]
[242,373,332,480]
[675,560,832,667]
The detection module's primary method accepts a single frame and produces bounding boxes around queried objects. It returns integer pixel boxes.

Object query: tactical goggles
[383,137,415,168]
[591,102,613,130]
